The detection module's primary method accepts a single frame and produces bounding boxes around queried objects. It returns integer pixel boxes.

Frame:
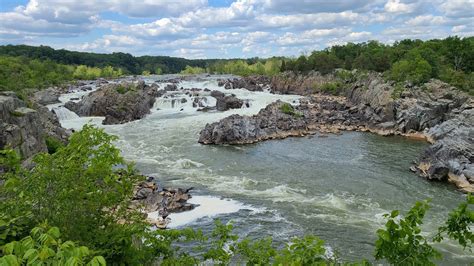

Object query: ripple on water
[48,76,472,264]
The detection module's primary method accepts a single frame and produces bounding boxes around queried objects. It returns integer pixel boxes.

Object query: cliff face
[0,91,69,166]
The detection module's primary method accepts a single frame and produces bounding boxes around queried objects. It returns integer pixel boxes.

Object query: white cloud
[439,0,474,18]
[0,0,471,58]
[262,0,377,13]
[384,0,417,13]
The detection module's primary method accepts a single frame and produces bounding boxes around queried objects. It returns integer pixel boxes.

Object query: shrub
[45,136,64,154]
[0,224,105,265]
[389,57,432,85]
[280,103,303,117]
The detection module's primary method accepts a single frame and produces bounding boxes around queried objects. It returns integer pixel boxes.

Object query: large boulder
[199,100,310,144]
[65,81,160,125]
[32,87,60,105]
[210,90,244,111]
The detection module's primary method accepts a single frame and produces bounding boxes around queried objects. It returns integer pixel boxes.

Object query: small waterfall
[53,107,79,121]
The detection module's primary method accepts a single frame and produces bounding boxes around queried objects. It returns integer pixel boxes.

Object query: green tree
[389,56,432,85]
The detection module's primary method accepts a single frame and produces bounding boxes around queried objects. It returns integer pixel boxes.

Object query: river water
[50,75,472,264]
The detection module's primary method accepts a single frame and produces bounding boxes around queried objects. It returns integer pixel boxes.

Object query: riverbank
[1,74,472,263]
[202,72,473,193]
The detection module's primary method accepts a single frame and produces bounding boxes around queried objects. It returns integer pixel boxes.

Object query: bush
[45,136,64,154]
[0,224,105,265]
[280,103,303,117]
[389,57,432,85]
[319,81,343,95]
[180,65,206,75]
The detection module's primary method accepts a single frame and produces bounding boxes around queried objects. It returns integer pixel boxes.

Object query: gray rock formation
[0,91,69,166]
[65,81,160,125]
[32,87,60,105]
[210,90,244,111]
[203,73,474,192]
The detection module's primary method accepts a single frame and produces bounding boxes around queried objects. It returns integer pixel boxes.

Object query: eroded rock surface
[130,177,196,228]
[0,91,69,166]
[65,81,160,125]
[204,73,474,192]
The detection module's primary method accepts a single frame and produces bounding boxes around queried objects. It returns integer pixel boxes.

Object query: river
[49,75,472,264]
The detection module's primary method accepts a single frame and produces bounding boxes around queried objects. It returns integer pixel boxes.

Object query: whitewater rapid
[48,75,472,264]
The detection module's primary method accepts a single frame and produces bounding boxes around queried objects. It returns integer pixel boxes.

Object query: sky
[0,0,473,59]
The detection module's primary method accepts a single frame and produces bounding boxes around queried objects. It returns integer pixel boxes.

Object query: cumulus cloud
[262,0,377,13]
[0,0,472,58]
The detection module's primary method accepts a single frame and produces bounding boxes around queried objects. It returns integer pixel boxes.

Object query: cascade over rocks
[65,81,161,125]
[203,72,474,192]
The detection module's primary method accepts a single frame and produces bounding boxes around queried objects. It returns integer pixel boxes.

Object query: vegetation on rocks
[0,125,473,264]
[281,36,474,94]
[280,103,303,117]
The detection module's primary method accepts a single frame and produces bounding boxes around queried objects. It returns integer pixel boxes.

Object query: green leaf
[391,210,400,218]
[0,255,21,266]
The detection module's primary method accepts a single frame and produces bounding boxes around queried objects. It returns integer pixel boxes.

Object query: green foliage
[0,125,144,264]
[434,194,474,250]
[115,84,131,94]
[0,224,105,265]
[0,56,73,92]
[0,56,122,93]
[319,82,343,95]
[389,56,432,85]
[280,103,303,117]
[155,67,163,75]
[210,58,281,76]
[237,237,276,265]
[45,136,64,154]
[73,65,122,80]
[439,67,474,95]
[180,65,207,75]
[375,200,441,265]
[391,83,406,99]
[0,149,21,173]
[274,236,327,266]
[141,70,151,76]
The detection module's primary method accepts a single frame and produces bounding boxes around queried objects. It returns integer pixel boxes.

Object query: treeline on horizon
[0,36,473,94]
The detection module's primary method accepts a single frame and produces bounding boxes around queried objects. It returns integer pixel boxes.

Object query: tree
[389,56,432,85]
[0,125,143,263]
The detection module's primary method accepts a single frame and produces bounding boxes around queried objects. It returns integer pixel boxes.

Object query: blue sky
[0,0,472,59]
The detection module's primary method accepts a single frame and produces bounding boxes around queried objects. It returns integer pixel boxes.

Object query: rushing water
[51,75,472,264]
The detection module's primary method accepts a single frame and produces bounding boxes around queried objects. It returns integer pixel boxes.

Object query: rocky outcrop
[130,177,196,229]
[415,103,474,192]
[0,91,69,166]
[199,97,362,144]
[65,81,160,125]
[218,72,340,95]
[203,73,474,192]
[218,75,271,91]
[32,87,60,105]
[210,90,244,111]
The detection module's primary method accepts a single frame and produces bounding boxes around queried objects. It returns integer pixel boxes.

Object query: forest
[1,36,472,94]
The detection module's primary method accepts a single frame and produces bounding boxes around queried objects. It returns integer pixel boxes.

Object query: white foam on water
[52,106,79,120]
[148,195,257,228]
